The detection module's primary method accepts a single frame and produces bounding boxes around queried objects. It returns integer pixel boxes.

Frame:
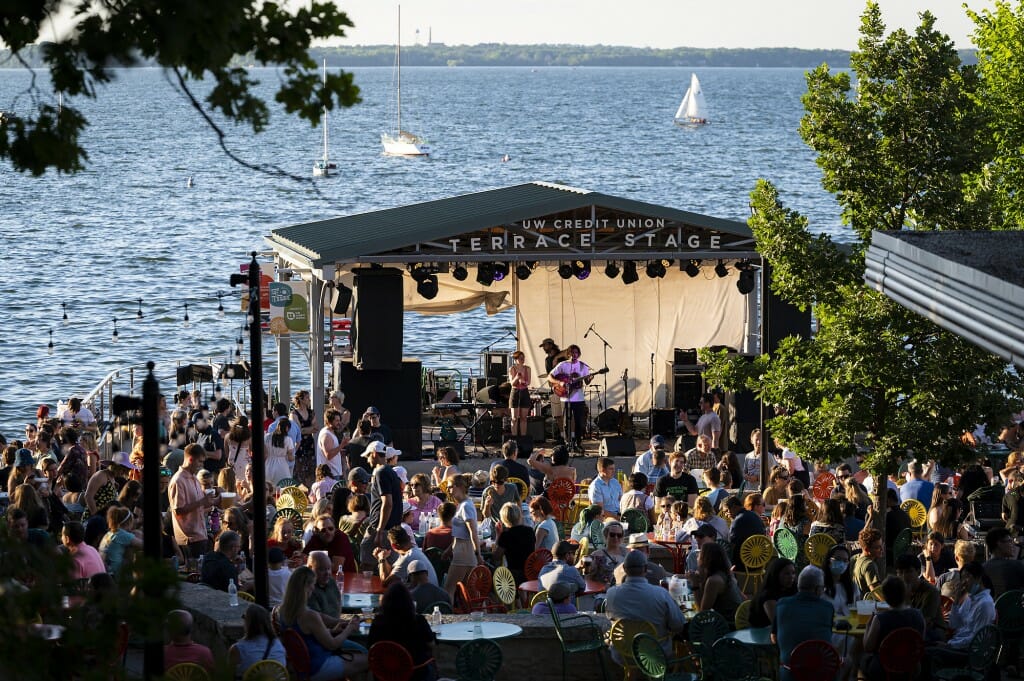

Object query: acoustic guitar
[551,367,608,398]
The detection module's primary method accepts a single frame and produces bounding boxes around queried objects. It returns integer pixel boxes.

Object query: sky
[328,0,994,50]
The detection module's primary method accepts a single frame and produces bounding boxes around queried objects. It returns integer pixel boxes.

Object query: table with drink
[649,530,689,574]
[434,611,522,643]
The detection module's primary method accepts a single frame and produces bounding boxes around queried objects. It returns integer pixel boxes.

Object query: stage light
[493,262,509,282]
[646,260,666,278]
[417,272,439,299]
[515,263,532,280]
[558,263,573,280]
[736,261,756,295]
[409,265,428,283]
[572,260,591,280]
[476,263,495,286]
[604,262,620,279]
[452,264,468,281]
[621,261,639,285]
[684,259,701,277]
[714,260,729,278]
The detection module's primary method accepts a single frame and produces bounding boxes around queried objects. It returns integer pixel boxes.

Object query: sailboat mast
[396,5,402,134]
[322,58,328,162]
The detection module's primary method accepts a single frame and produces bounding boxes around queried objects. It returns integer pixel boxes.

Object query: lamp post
[231,252,268,606]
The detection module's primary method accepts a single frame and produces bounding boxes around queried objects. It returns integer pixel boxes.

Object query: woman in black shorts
[508,350,532,437]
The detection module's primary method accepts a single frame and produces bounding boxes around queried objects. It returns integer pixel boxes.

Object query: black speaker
[733,387,760,452]
[176,364,213,386]
[218,363,250,380]
[483,352,509,381]
[527,416,546,443]
[334,358,421,459]
[674,348,698,365]
[599,436,635,457]
[651,409,676,438]
[352,267,403,371]
[672,371,704,411]
[433,440,466,461]
[502,433,535,456]
[330,283,353,315]
[764,261,812,353]
[596,408,621,433]
[473,416,504,444]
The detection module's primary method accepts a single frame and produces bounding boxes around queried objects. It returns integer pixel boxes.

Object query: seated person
[531,580,578,616]
[422,501,456,553]
[163,610,215,673]
[538,540,586,593]
[931,561,996,662]
[861,576,926,680]
[200,530,253,592]
[228,604,287,678]
[749,558,797,628]
[408,559,450,614]
[919,531,956,583]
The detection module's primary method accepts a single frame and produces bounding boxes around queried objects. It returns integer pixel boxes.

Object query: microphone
[584,323,594,338]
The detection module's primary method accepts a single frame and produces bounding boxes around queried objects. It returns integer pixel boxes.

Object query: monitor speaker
[527,416,546,443]
[352,268,403,371]
[596,408,621,433]
[599,436,635,457]
[330,283,353,315]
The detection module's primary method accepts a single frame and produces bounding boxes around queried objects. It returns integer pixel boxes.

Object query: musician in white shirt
[548,344,590,453]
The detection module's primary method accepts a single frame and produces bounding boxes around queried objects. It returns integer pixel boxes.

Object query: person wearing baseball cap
[685,524,719,573]
[407,557,450,613]
[633,434,667,477]
[604,549,686,647]
[359,438,403,571]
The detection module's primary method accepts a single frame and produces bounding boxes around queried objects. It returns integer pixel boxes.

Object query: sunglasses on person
[607,532,623,538]
[25,426,36,433]
[318,526,336,534]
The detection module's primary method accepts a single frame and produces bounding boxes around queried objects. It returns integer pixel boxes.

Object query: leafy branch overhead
[0,0,362,175]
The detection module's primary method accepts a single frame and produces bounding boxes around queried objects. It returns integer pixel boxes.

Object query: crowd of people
[3,387,1024,680]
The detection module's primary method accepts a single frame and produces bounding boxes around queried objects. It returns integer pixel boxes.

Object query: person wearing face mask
[927,561,996,672]
[824,544,860,681]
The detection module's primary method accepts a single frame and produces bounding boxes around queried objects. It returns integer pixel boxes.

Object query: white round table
[434,622,522,642]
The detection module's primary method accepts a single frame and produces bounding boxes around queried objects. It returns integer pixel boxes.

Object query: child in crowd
[309,464,335,503]
[267,547,291,607]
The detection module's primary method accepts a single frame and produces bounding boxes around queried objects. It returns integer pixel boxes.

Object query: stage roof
[266,181,756,269]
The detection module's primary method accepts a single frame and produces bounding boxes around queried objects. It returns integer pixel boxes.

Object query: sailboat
[381,5,429,156]
[674,73,709,126]
[313,59,337,176]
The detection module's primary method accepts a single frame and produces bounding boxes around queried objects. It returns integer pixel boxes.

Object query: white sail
[313,59,337,176]
[674,73,708,125]
[382,5,429,156]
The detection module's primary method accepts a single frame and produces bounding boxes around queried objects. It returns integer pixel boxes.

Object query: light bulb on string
[112,317,119,343]
[183,303,190,328]
[136,298,143,321]
[234,347,241,361]
[62,301,69,325]
[47,328,54,356]
[217,291,225,318]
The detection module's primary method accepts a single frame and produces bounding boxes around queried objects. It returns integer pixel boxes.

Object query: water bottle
[431,605,442,629]
[228,579,239,607]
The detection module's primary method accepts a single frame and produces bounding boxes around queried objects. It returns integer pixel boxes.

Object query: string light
[62,301,69,325]
[183,303,190,328]
[236,335,244,355]
[112,317,119,343]
[136,298,143,321]
[47,328,54,356]
[217,291,225,318]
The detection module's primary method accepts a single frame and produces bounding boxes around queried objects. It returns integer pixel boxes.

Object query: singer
[548,344,591,454]
[508,350,532,437]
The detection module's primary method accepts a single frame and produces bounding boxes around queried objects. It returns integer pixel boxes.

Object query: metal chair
[899,499,928,539]
[891,528,913,560]
[687,610,729,677]
[424,546,450,585]
[711,636,758,680]
[418,599,453,615]
[272,507,302,527]
[456,638,503,681]
[933,624,1000,681]
[877,626,924,681]
[455,581,506,614]
[631,632,699,681]
[607,619,657,680]
[242,659,289,681]
[738,534,774,594]
[507,476,529,501]
[165,663,211,681]
[803,533,836,568]
[368,640,436,681]
[621,508,649,534]
[994,589,1024,670]
[530,590,550,607]
[782,640,840,681]
[734,599,752,630]
[811,472,835,503]
[237,590,256,603]
[279,628,312,681]
[524,548,553,581]
[493,565,518,610]
[773,527,800,562]
[466,564,493,598]
[546,598,609,681]
[548,478,577,524]
[276,477,299,490]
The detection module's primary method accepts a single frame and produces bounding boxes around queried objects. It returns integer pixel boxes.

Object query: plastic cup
[219,492,236,509]
[472,611,484,622]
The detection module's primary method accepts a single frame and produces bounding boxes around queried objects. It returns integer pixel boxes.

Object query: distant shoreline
[4,44,977,69]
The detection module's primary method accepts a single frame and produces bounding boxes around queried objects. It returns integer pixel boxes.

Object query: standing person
[289,390,318,485]
[224,417,252,488]
[443,474,483,598]
[327,390,351,433]
[264,418,295,486]
[363,407,392,446]
[168,444,216,563]
[742,428,775,486]
[508,350,532,437]
[678,393,722,452]
[360,442,403,571]
[899,460,934,507]
[315,409,347,482]
[547,344,592,454]
[208,398,235,476]
[776,438,809,489]
[982,527,1024,598]
[539,338,569,442]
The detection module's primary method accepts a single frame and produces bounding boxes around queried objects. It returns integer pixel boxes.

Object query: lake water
[0,66,844,434]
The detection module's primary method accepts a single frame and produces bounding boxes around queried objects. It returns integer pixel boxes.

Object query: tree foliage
[703,2,1023,483]
[969,1,1024,228]
[0,0,362,175]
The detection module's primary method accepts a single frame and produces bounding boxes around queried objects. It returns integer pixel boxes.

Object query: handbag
[962,507,981,538]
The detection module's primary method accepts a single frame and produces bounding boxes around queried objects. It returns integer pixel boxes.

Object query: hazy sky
[330,0,992,50]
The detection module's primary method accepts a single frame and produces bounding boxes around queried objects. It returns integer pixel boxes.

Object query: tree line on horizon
[2,43,977,69]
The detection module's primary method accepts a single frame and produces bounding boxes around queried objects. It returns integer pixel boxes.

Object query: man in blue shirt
[605,550,686,658]
[588,456,623,519]
[538,540,587,593]
[772,566,834,681]
[632,435,666,476]
[898,460,934,508]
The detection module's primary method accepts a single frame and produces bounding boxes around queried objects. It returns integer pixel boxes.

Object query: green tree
[702,2,1022,542]
[0,0,362,175]
[969,1,1024,228]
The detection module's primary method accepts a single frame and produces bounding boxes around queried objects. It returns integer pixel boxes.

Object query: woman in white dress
[265,418,296,486]
[225,417,253,486]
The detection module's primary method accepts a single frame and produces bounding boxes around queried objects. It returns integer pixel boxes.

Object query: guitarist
[548,344,591,455]
[539,338,570,442]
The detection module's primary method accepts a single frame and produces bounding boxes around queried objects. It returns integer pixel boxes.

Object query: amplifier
[473,416,504,444]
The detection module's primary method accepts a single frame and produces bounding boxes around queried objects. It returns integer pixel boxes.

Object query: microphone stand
[649,352,656,436]
[480,330,516,353]
[587,326,612,411]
